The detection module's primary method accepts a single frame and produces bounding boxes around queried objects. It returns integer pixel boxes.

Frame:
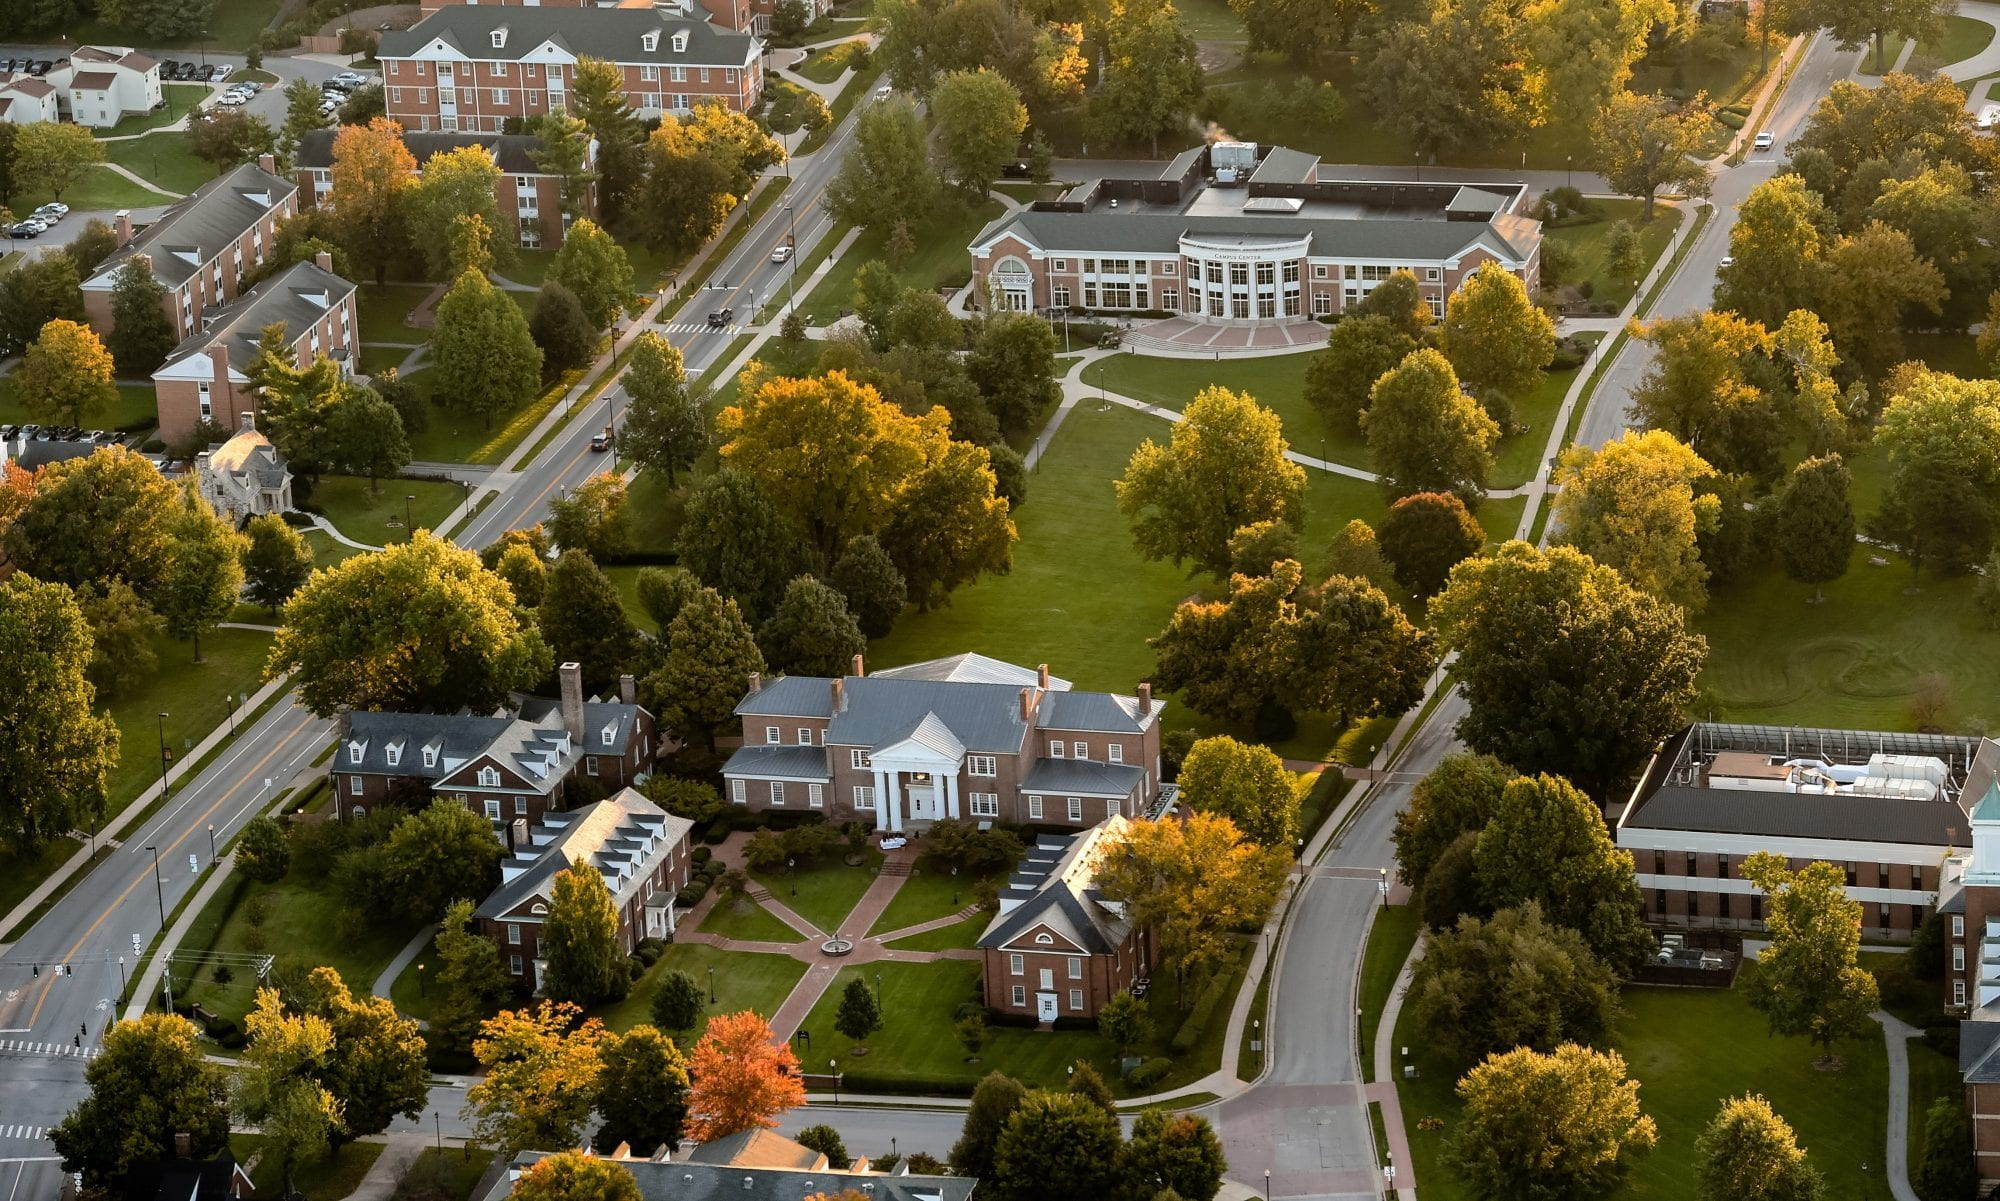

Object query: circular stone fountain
[821,938,855,956]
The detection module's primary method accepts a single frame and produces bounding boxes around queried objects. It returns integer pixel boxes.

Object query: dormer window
[641,29,660,51]
[479,766,500,787]
[602,722,617,747]
[671,30,689,53]
[385,742,401,768]
[348,742,364,764]
[491,26,508,48]
[424,745,438,769]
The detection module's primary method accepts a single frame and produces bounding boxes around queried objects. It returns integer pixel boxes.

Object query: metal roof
[873,652,1071,690]
[720,744,832,781]
[1020,758,1145,797]
[1038,690,1150,734]
[380,6,754,67]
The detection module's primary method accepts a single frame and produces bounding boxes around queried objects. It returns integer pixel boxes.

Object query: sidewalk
[123,853,235,1022]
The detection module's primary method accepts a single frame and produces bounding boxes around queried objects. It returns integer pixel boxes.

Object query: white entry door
[1036,992,1059,1022]
[909,787,933,819]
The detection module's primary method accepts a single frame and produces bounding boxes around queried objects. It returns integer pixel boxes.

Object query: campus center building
[723,653,1166,832]
[1615,722,1979,939]
[376,5,762,133]
[968,141,1542,323]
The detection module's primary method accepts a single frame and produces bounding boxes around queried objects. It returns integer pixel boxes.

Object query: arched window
[531,903,548,916]
[479,766,500,787]
[351,805,366,820]
[1035,932,1054,945]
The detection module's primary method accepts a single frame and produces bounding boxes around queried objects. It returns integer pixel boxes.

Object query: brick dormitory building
[968,141,1542,323]
[417,0,833,37]
[977,817,1153,1022]
[376,5,762,134]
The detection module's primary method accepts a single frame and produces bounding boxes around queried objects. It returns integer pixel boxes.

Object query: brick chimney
[1037,663,1050,690]
[619,673,636,705]
[314,249,333,273]
[1138,682,1152,716]
[748,671,762,694]
[257,152,276,175]
[558,662,584,743]
[851,653,864,677]
[114,209,133,246]
[1019,687,1036,723]
[831,678,844,712]
[208,344,232,414]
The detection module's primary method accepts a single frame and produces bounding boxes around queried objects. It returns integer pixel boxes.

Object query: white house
[49,46,161,128]
[0,74,59,125]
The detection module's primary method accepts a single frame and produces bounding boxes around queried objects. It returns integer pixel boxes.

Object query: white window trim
[1027,794,1043,819]
[731,779,747,804]
[1009,953,1024,974]
[771,781,786,806]
[1011,985,1027,1006]
[1067,797,1083,821]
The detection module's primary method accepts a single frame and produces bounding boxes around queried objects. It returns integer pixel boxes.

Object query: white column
[885,771,903,832]
[945,769,961,820]
[873,767,890,831]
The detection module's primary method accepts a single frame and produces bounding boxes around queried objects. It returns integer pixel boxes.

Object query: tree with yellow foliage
[328,117,416,285]
[464,1002,608,1159]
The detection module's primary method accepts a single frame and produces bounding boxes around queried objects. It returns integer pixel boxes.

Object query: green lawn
[501,248,557,289]
[355,285,436,345]
[229,1134,385,1201]
[97,87,215,138]
[302,529,362,568]
[866,866,990,937]
[0,839,91,928]
[621,469,689,558]
[102,132,219,197]
[394,1148,496,1201]
[1628,23,1777,107]
[71,0,280,51]
[601,564,660,630]
[802,941,1252,1095]
[797,41,870,84]
[360,345,410,375]
[748,851,884,935]
[1859,14,1993,75]
[1395,966,1893,1200]
[309,475,467,546]
[1492,341,1597,489]
[0,379,157,431]
[16,167,177,213]
[386,933,442,1022]
[1356,905,1421,1083]
[798,199,1002,323]
[870,402,1390,762]
[179,876,421,1025]
[884,914,988,951]
[1544,199,1686,311]
[599,943,808,1040]
[700,895,804,943]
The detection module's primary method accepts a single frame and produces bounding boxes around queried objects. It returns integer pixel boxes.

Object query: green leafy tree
[235,989,344,1197]
[1696,1094,1827,1201]
[293,967,428,1145]
[643,588,765,751]
[1428,541,1707,798]
[73,580,159,701]
[548,472,629,563]
[829,535,908,638]
[1175,736,1300,849]
[1363,348,1499,503]
[1716,176,1834,330]
[1357,0,1536,160]
[106,258,177,377]
[1095,992,1150,1056]
[51,1015,229,1190]
[156,480,248,663]
[1120,1110,1226,1201]
[235,815,291,884]
[1552,429,1717,611]
[1870,371,2000,576]
[432,268,543,429]
[382,799,505,925]
[1095,813,1289,998]
[760,575,867,678]
[407,143,505,278]
[1446,1043,1657,1200]
[1304,316,1418,436]
[241,514,314,615]
[187,108,276,174]
[674,468,808,623]
[0,575,117,850]
[1740,852,1881,1062]
[930,69,1028,196]
[1591,91,1716,222]
[4,445,178,601]
[1391,753,1516,891]
[268,532,554,716]
[877,438,1016,611]
[0,249,82,357]
[621,333,707,487]
[1227,519,1299,576]
[543,864,630,1007]
[593,1026,691,1155]
[540,552,646,693]
[327,384,412,493]
[1439,264,1555,425]
[512,1151,643,1201]
[12,121,103,202]
[834,977,882,1049]
[650,970,706,1036]
[493,545,548,610]
[795,1124,850,1168]
[1090,0,1204,157]
[950,1072,1028,1179]
[549,217,635,331]
[969,310,1061,435]
[1474,773,1652,972]
[1326,518,1396,592]
[1626,309,1781,475]
[1913,1096,1978,1201]
[94,0,215,37]
[1410,903,1619,1066]
[1774,453,1854,601]
[990,1091,1124,1201]
[526,113,599,223]
[16,318,115,427]
[1820,220,1946,382]
[432,900,516,1058]
[532,281,598,377]
[277,77,329,168]
[634,568,701,636]
[1380,491,1486,598]
[1117,386,1306,576]
[824,95,938,233]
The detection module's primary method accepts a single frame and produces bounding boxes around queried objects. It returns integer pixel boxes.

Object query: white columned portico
[884,771,904,832]
[873,767,893,831]
[944,772,960,819]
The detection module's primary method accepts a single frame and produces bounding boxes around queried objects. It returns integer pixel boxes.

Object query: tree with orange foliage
[683,1011,805,1141]
[329,117,416,285]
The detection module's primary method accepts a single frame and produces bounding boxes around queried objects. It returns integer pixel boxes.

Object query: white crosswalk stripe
[651,321,738,335]
[0,1039,99,1059]
[0,1126,49,1141]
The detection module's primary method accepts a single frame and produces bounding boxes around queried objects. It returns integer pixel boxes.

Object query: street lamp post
[831,1060,839,1104]
[417,962,427,997]
[789,857,796,897]
[707,964,715,1002]
[206,824,216,864]
[1262,1170,1270,1201]
[143,845,166,928]
[156,712,171,800]
[403,493,415,534]
[434,1112,443,1155]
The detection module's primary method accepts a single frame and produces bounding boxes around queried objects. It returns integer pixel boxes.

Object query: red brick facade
[981,920,1151,1021]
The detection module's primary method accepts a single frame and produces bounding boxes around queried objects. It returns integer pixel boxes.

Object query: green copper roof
[1973,780,2000,824]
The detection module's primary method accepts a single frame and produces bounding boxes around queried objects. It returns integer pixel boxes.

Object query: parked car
[322,78,353,94]
[177,62,202,81]
[159,59,178,76]
[331,71,368,87]
[27,59,52,75]
[1981,103,2000,130]
[769,243,793,264]
[208,64,230,82]
[217,92,247,106]
[33,208,62,225]
[6,220,45,239]
[1752,130,1775,150]
[0,58,17,72]
[38,202,68,218]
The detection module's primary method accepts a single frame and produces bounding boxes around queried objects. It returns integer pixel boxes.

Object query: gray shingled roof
[156,260,354,379]
[976,208,1526,262]
[294,127,553,175]
[1625,785,1971,846]
[736,675,836,720]
[91,161,297,291]
[486,1154,976,1201]
[516,697,646,755]
[380,6,753,67]
[683,1131,822,1170]
[1020,758,1144,797]
[477,791,687,920]
[722,745,832,781]
[1964,1020,2000,1082]
[343,711,511,779]
[828,679,1030,754]
[7,440,99,471]
[979,823,1132,954]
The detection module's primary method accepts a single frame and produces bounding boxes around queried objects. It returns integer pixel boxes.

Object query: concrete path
[123,853,234,1021]
[304,513,382,551]
[1876,1011,1922,1201]
[99,161,184,199]
[337,1134,429,1201]
[373,924,435,1001]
